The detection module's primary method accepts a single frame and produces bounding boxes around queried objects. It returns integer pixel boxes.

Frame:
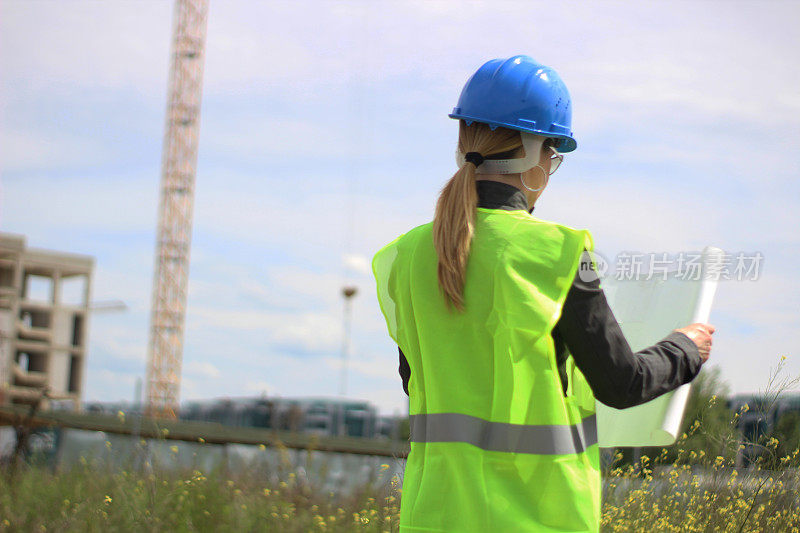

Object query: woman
[372,55,715,533]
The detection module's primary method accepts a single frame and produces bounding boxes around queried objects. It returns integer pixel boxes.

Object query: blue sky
[1,1,798,416]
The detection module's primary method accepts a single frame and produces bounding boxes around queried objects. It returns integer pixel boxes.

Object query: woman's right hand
[674,323,715,363]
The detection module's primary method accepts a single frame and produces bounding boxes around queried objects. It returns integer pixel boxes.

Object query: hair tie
[465,152,484,167]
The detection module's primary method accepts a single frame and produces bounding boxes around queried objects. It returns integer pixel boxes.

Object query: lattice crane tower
[145,0,209,419]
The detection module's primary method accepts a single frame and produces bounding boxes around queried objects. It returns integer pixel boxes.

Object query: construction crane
[145,0,209,419]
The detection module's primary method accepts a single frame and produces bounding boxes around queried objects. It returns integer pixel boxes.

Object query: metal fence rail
[0,404,410,458]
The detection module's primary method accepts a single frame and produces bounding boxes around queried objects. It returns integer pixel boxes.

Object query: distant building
[180,396,393,439]
[728,392,800,464]
[728,393,800,440]
[0,232,94,411]
[85,395,406,440]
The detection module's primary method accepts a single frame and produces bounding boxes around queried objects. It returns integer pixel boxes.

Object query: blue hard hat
[449,55,577,153]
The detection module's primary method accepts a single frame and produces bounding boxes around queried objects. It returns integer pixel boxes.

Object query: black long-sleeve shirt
[398,179,704,409]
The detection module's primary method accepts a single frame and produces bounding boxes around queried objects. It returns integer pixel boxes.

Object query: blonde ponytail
[433,121,525,312]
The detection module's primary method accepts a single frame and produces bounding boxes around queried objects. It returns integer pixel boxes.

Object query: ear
[540,138,552,156]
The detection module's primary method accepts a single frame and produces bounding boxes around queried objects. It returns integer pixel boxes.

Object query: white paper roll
[596,245,722,447]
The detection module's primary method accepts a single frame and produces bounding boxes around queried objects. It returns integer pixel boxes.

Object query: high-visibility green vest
[372,206,601,532]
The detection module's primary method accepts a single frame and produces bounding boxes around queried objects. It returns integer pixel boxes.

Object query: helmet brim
[449,114,577,153]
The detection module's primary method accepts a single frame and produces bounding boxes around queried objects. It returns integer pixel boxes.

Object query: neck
[476,176,537,208]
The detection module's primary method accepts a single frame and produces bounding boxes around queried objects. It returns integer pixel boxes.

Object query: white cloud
[243,380,274,396]
[83,368,138,403]
[0,1,171,94]
[90,323,147,363]
[323,353,398,382]
[0,171,159,238]
[343,254,371,277]
[184,360,221,379]
[0,129,112,175]
[188,305,341,354]
[200,116,359,159]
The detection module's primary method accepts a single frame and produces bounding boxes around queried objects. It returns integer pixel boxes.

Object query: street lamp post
[339,286,358,399]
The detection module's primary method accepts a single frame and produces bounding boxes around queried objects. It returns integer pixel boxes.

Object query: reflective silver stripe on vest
[409,412,598,455]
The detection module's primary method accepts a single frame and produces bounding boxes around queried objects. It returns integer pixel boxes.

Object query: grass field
[1,442,799,532]
[2,365,799,532]
[0,452,401,532]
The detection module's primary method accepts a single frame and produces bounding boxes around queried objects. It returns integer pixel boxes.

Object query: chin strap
[456,133,545,174]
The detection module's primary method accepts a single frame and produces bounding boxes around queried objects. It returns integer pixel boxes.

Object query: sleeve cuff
[664,330,704,377]
[664,331,697,356]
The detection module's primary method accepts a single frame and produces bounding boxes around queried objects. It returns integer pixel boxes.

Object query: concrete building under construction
[0,232,94,411]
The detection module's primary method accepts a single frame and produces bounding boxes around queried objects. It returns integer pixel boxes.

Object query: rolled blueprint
[595,246,723,447]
